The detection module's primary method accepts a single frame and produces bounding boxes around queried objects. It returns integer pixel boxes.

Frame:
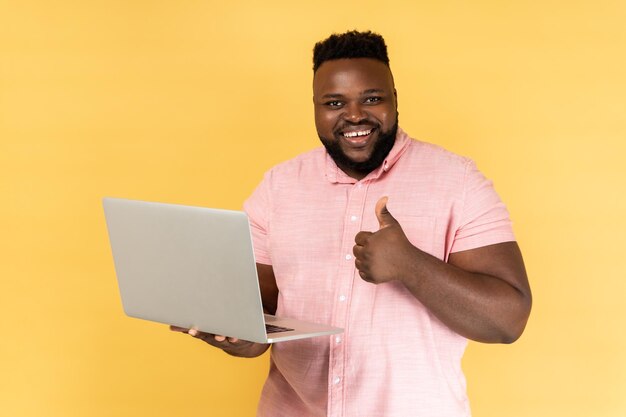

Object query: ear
[393,88,398,110]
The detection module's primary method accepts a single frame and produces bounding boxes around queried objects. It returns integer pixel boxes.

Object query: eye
[364,96,382,104]
[325,100,343,108]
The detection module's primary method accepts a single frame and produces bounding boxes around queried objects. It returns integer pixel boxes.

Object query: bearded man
[174,30,532,417]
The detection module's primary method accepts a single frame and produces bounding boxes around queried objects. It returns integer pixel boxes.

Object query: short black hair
[313,30,390,72]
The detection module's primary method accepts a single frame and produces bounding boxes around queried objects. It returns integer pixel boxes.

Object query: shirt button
[350,215,358,222]
[333,377,341,385]
[335,336,342,344]
[339,295,346,302]
[345,254,352,260]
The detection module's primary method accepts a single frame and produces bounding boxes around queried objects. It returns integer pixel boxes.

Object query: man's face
[313,58,398,180]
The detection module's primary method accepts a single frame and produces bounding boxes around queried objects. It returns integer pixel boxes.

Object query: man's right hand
[170,326,271,358]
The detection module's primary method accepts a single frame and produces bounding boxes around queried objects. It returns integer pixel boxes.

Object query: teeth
[343,129,372,138]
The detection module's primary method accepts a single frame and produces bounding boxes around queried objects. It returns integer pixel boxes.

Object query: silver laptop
[103,197,342,343]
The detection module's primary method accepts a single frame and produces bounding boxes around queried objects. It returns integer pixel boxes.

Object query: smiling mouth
[343,128,372,138]
[340,127,376,145]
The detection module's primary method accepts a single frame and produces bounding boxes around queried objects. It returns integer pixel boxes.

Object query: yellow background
[2,1,625,416]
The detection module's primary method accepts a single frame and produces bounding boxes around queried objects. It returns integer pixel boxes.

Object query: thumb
[375,196,398,229]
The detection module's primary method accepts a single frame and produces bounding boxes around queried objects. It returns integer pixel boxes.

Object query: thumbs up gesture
[353,197,417,284]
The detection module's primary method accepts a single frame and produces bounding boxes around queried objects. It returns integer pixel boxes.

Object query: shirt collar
[325,127,411,184]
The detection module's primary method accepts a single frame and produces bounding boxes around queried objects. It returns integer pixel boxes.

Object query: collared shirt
[244,128,515,417]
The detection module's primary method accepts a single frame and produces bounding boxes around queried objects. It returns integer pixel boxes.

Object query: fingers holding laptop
[169,325,238,342]
[169,326,270,358]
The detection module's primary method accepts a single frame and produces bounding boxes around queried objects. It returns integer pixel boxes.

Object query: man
[173,31,532,416]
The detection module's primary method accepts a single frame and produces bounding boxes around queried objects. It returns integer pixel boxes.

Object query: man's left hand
[353,196,419,284]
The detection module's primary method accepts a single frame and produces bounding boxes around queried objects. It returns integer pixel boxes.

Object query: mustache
[334,120,378,133]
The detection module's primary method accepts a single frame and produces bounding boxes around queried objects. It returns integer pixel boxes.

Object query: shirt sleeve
[450,160,516,253]
[243,171,273,265]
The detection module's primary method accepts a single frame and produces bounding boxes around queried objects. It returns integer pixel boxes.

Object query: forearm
[399,245,532,343]
[353,198,531,343]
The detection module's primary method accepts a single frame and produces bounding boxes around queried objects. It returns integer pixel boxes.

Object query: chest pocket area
[393,215,437,258]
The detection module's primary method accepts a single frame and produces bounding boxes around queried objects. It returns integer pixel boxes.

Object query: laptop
[102,197,343,343]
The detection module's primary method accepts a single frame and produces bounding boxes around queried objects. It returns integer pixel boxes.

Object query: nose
[343,102,367,123]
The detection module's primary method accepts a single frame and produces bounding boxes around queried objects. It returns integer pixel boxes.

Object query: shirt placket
[327,180,369,417]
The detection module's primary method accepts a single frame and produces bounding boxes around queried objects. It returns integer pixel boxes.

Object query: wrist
[396,244,429,286]
[225,342,270,358]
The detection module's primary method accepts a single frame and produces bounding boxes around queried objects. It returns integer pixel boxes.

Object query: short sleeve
[243,171,273,265]
[450,161,516,253]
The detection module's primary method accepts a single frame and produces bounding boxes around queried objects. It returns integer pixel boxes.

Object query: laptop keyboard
[266,324,294,334]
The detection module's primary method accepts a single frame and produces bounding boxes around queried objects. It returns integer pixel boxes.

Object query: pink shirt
[244,128,515,417]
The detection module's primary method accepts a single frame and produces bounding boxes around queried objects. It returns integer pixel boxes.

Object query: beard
[320,120,398,177]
